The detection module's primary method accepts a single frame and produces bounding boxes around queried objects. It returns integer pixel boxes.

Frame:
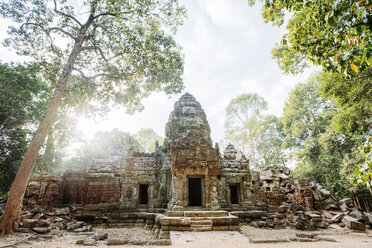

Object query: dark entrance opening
[229,185,239,204]
[139,184,149,204]
[188,178,202,206]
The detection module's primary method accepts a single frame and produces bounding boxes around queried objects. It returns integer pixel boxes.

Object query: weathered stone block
[342,216,365,231]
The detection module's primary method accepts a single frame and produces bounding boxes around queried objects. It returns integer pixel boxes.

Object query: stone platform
[155,210,240,238]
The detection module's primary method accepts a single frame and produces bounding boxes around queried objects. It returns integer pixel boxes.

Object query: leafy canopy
[249,0,372,76]
[317,71,372,135]
[0,0,186,112]
[135,128,163,153]
[0,63,49,196]
[282,73,364,196]
[349,137,372,193]
[225,93,286,169]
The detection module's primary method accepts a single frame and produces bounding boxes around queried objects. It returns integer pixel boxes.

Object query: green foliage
[225,93,286,169]
[283,73,365,196]
[59,129,141,173]
[249,0,372,77]
[317,71,372,135]
[282,74,335,148]
[135,128,163,153]
[84,129,141,159]
[0,63,49,196]
[225,93,268,164]
[350,137,372,192]
[254,115,287,169]
[0,0,186,113]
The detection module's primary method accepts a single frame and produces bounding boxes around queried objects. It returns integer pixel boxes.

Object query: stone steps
[159,210,239,232]
[167,210,229,217]
[190,218,212,231]
[190,225,212,231]
[190,219,212,225]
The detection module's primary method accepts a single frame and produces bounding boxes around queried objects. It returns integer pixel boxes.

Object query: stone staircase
[189,217,212,231]
[159,210,238,232]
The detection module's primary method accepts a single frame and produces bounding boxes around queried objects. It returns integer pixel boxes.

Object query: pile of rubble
[14,206,93,234]
[248,166,372,231]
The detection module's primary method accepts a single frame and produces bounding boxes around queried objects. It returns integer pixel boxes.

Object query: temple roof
[164,93,212,148]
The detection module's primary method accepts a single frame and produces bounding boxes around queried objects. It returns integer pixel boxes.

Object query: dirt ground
[0,225,371,248]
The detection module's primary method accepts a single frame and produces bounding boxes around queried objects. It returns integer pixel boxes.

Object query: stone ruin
[3,93,371,239]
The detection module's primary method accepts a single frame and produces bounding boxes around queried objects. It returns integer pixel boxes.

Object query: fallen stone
[296,233,318,239]
[21,219,38,228]
[37,219,50,227]
[22,211,34,219]
[32,227,50,234]
[55,207,70,215]
[366,213,372,225]
[319,188,331,198]
[349,210,363,221]
[322,210,333,219]
[331,213,343,223]
[317,220,328,229]
[339,198,352,206]
[106,238,129,245]
[343,216,366,231]
[257,221,266,227]
[340,203,348,212]
[148,239,172,245]
[306,213,321,220]
[74,225,92,232]
[67,221,84,230]
[76,239,84,245]
[83,238,97,246]
[249,238,289,243]
[93,232,108,241]
[324,204,338,210]
[53,217,65,222]
[290,237,316,242]
[329,224,342,229]
[317,237,337,242]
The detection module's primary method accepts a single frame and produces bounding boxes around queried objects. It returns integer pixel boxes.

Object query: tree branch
[81,45,109,64]
[48,27,77,40]
[53,0,82,27]
[92,10,136,20]
[72,67,105,81]
[19,22,62,56]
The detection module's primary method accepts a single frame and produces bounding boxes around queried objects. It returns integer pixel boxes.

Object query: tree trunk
[0,37,84,234]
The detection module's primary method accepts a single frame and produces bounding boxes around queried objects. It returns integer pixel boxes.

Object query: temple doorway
[229,185,239,204]
[139,184,149,204]
[188,177,202,206]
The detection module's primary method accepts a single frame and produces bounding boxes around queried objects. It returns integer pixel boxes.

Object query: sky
[0,0,316,145]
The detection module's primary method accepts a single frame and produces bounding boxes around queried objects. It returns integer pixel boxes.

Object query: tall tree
[0,63,49,196]
[135,128,163,153]
[225,93,268,167]
[248,0,372,77]
[282,74,364,196]
[225,93,286,169]
[0,0,186,233]
[255,115,287,169]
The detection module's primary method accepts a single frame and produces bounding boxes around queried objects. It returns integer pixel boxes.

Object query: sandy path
[0,225,371,248]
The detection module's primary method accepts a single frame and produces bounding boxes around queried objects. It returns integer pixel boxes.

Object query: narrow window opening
[139,184,149,204]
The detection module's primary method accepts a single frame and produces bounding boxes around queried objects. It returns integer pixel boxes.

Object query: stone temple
[22,93,370,235]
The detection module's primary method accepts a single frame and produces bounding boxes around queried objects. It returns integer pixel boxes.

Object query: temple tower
[164,93,221,210]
